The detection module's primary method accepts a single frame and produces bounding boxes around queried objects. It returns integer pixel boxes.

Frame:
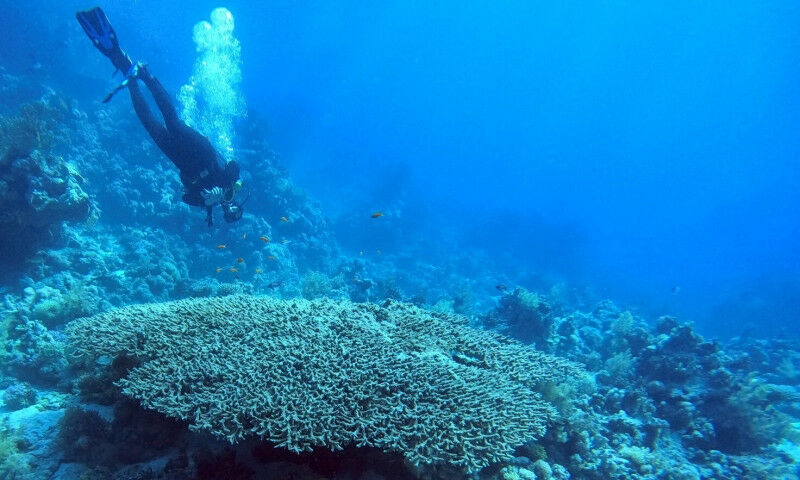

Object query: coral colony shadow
[1,3,799,480]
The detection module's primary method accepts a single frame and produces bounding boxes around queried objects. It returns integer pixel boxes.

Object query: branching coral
[67,295,582,472]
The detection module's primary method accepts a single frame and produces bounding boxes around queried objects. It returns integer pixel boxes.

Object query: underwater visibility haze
[1,1,799,479]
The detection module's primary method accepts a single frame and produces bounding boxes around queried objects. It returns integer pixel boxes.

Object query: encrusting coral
[66,295,582,473]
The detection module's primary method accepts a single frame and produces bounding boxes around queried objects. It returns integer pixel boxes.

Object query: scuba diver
[75,7,245,226]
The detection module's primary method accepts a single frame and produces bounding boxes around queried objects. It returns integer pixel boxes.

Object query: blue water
[3,0,799,337]
[250,1,800,337]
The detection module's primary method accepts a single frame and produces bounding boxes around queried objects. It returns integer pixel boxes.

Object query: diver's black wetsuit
[127,68,240,224]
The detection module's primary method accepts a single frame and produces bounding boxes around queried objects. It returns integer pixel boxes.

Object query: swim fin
[75,7,132,74]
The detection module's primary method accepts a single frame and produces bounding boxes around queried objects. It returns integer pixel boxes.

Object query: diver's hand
[201,187,224,206]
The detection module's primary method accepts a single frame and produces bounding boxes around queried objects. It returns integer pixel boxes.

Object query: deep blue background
[2,0,799,336]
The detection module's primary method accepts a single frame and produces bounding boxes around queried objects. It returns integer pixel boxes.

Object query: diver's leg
[137,67,214,153]
[137,68,184,132]
[132,70,212,173]
[127,78,170,151]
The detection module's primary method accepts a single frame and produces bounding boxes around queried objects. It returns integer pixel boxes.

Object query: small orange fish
[268,255,276,261]
[280,216,289,222]
[241,233,247,240]
[216,244,227,249]
[237,257,244,263]
[215,267,223,273]
[254,269,262,274]
[229,267,238,273]
[259,236,270,243]
[371,212,384,219]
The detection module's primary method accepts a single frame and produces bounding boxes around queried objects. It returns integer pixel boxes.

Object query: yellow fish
[280,216,289,222]
[229,267,238,273]
[259,236,270,243]
[215,267,223,273]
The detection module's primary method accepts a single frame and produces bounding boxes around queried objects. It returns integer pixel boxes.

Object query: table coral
[67,295,582,473]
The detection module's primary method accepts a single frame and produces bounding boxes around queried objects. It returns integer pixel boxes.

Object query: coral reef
[67,295,581,473]
[481,296,800,479]
[0,390,66,480]
[0,418,32,479]
[1,310,67,386]
[301,270,348,299]
[0,98,61,164]
[638,317,798,455]
[2,382,37,410]
[0,98,96,264]
[484,288,555,347]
